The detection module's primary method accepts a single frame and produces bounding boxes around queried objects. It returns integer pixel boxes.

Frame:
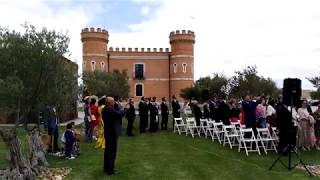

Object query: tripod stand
[269,104,313,176]
[269,143,313,176]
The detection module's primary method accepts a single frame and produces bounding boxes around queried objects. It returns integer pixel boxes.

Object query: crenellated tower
[81,27,109,72]
[169,30,195,100]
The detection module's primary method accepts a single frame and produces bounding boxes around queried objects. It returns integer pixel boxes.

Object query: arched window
[173,63,177,73]
[182,63,187,73]
[135,84,143,96]
[101,62,105,71]
[91,61,96,71]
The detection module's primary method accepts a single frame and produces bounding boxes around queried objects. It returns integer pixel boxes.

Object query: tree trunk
[27,129,49,175]
[0,128,36,180]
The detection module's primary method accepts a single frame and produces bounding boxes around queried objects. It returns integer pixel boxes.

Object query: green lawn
[1,118,320,180]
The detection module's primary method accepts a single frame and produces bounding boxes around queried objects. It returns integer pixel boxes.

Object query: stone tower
[169,30,195,99]
[81,27,109,72]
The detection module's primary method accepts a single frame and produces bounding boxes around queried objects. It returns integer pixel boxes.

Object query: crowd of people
[187,95,320,152]
[43,93,320,176]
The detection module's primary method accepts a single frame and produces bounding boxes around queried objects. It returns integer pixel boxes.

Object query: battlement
[169,30,195,43]
[81,27,108,34]
[108,47,170,53]
[169,30,195,36]
[81,27,109,42]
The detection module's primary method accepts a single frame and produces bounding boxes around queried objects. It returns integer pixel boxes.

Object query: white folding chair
[212,122,225,144]
[223,125,240,149]
[256,128,277,154]
[238,128,261,156]
[206,119,215,141]
[185,117,200,138]
[200,118,209,138]
[174,118,186,135]
[270,127,279,145]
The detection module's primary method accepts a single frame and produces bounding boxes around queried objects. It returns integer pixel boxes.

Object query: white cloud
[1,0,319,90]
[110,0,320,89]
[0,0,105,72]
[141,5,150,15]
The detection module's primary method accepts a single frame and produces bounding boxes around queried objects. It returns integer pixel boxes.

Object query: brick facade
[81,28,195,102]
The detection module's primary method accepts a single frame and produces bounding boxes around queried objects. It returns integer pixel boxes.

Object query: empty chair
[212,122,225,144]
[206,119,215,141]
[256,128,277,154]
[270,127,279,145]
[200,118,209,137]
[223,125,240,149]
[185,117,200,138]
[238,128,261,156]
[174,118,186,135]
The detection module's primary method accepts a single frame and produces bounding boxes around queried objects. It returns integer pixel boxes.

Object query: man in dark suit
[102,97,125,176]
[193,100,202,126]
[43,105,59,153]
[149,97,159,132]
[138,97,148,133]
[171,95,181,128]
[125,98,136,136]
[161,97,169,130]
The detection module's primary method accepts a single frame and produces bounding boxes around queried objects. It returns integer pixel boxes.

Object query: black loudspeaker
[202,89,209,101]
[282,78,301,107]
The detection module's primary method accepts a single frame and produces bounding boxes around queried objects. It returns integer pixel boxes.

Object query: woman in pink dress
[297,100,316,151]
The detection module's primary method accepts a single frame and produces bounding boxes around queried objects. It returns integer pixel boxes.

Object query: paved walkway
[0,111,84,127]
[60,111,84,126]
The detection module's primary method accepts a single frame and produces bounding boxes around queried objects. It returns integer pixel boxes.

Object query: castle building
[81,27,195,101]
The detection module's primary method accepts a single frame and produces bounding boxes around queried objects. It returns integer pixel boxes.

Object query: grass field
[1,118,320,180]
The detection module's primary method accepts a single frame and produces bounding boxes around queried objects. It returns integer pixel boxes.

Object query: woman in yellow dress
[95,96,106,149]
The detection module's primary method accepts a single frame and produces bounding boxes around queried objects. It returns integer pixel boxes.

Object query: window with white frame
[101,62,105,71]
[91,61,96,71]
[134,63,144,79]
[135,84,143,96]
[182,63,187,73]
[173,63,177,73]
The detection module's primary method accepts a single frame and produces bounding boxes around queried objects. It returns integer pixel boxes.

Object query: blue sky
[0,0,320,90]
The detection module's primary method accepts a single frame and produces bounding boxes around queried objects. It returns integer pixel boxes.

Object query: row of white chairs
[174,117,278,156]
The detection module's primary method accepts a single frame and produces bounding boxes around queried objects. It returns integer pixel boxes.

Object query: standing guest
[171,95,181,128]
[43,104,60,153]
[242,95,258,132]
[256,98,267,128]
[138,97,148,133]
[211,97,220,121]
[149,97,159,132]
[160,97,169,130]
[102,97,125,176]
[297,100,316,151]
[230,101,240,123]
[90,98,100,140]
[181,101,190,119]
[70,122,81,156]
[312,104,320,150]
[276,98,295,152]
[114,96,124,125]
[83,96,93,143]
[219,99,231,125]
[64,123,76,160]
[125,98,136,136]
[203,103,210,119]
[96,96,106,149]
[266,99,276,128]
[193,100,202,126]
